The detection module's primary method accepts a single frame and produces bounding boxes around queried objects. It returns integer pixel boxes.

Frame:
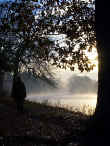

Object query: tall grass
[40,99,95,115]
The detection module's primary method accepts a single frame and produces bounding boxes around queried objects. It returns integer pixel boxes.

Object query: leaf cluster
[0,0,96,76]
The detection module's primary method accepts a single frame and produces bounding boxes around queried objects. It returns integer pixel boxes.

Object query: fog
[67,75,97,94]
[25,74,97,108]
[4,72,97,108]
[27,74,97,96]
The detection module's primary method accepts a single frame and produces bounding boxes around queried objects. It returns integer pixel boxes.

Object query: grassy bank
[0,96,93,145]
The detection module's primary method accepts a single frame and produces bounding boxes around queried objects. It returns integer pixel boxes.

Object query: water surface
[27,93,97,110]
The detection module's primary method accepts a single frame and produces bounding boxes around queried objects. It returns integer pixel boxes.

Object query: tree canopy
[42,0,95,72]
[0,0,95,76]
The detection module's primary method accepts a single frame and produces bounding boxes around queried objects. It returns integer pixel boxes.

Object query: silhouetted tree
[56,0,110,145]
[95,1,110,116]
[0,0,56,91]
[82,2,110,145]
[0,0,95,73]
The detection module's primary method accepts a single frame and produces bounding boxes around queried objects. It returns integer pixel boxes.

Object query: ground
[0,96,90,146]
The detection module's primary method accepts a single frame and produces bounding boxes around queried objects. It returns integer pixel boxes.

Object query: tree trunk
[82,46,110,145]
[80,1,110,145]
[95,45,110,117]
[95,0,110,118]
[81,2,110,145]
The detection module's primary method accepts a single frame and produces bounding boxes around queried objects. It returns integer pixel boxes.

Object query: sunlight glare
[85,47,98,72]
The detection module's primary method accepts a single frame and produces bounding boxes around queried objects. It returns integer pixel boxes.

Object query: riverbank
[0,96,91,145]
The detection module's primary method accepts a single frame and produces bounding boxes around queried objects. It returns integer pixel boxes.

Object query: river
[27,93,97,113]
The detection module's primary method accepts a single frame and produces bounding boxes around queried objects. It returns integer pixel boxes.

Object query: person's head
[14,75,21,83]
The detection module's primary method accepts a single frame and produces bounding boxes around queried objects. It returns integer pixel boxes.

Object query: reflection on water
[27,93,97,110]
[54,99,97,108]
[51,99,97,115]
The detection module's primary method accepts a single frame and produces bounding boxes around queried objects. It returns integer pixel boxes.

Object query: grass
[31,98,95,116]
[0,95,94,145]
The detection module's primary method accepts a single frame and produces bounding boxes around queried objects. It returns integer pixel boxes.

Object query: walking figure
[11,75,26,113]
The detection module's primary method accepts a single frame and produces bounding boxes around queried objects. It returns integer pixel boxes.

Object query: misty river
[27,93,97,111]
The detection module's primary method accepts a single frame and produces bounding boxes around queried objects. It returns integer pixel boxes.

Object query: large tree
[0,0,52,74]
[35,1,110,144]
[95,1,110,116]
[0,0,95,73]
[0,1,64,97]
[0,0,96,105]
[52,0,110,145]
[37,0,95,72]
[0,0,59,90]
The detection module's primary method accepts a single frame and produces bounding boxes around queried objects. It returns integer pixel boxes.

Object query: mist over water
[26,74,97,109]
[27,91,97,109]
[4,72,97,110]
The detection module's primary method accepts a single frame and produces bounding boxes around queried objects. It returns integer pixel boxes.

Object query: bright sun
[85,47,98,72]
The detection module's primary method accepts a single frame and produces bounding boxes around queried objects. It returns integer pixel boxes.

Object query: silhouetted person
[11,75,26,113]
